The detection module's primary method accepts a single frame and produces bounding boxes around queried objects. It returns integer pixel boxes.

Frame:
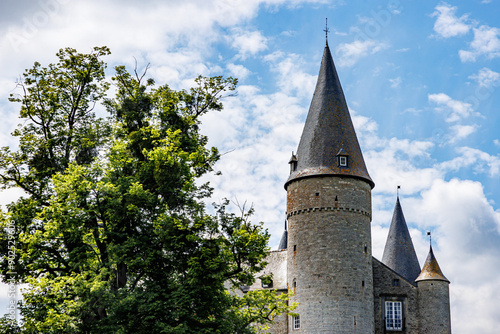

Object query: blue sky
[0,1,499,333]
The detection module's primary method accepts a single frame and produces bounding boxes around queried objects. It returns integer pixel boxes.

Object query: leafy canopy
[0,47,295,333]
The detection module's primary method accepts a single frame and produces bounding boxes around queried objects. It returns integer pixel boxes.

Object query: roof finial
[397,185,401,198]
[427,231,432,247]
[323,18,330,43]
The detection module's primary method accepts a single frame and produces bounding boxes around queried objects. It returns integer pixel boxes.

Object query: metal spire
[323,18,330,42]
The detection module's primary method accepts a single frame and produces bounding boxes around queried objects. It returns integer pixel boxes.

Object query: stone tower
[416,246,451,334]
[285,42,375,333]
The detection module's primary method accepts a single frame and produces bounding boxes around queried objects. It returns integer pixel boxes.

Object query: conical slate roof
[416,246,450,283]
[285,43,373,189]
[278,229,288,250]
[382,198,421,282]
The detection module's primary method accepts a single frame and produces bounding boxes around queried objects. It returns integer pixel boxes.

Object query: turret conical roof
[277,220,288,250]
[382,198,421,282]
[285,43,373,189]
[416,246,449,283]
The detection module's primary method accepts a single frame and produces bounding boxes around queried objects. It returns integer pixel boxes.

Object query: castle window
[293,278,297,288]
[293,315,300,329]
[385,301,403,331]
[392,279,400,287]
[336,148,349,167]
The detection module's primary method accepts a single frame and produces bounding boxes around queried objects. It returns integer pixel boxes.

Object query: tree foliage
[0,47,295,333]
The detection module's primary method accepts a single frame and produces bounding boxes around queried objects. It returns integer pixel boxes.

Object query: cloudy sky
[1,0,500,332]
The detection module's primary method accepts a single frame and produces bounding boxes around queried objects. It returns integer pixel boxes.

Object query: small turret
[382,197,421,282]
[416,246,451,334]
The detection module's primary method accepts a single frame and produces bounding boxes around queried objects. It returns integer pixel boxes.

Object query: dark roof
[285,43,374,189]
[277,229,287,250]
[415,246,450,283]
[381,198,421,282]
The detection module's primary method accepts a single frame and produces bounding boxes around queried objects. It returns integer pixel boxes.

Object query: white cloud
[439,147,500,177]
[389,76,401,88]
[335,40,388,67]
[406,178,500,333]
[494,139,500,147]
[431,2,471,38]
[469,67,500,88]
[459,25,500,62]
[449,124,478,143]
[230,29,268,59]
[428,93,476,123]
[227,63,252,80]
[264,52,316,98]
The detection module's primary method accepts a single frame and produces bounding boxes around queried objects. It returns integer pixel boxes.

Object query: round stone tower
[285,42,375,333]
[416,246,451,334]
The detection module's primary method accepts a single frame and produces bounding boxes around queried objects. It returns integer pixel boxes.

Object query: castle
[248,42,452,333]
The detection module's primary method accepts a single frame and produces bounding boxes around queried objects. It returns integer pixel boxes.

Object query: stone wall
[417,280,451,334]
[286,176,374,333]
[249,250,287,291]
[372,258,418,334]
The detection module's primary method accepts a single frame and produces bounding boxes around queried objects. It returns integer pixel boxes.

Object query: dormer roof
[285,43,373,189]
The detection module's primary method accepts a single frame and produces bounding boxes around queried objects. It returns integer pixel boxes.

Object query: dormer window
[336,148,349,167]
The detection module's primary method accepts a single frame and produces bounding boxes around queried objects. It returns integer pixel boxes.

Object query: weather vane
[323,18,330,41]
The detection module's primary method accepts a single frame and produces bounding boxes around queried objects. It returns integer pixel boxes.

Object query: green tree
[0,47,295,333]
